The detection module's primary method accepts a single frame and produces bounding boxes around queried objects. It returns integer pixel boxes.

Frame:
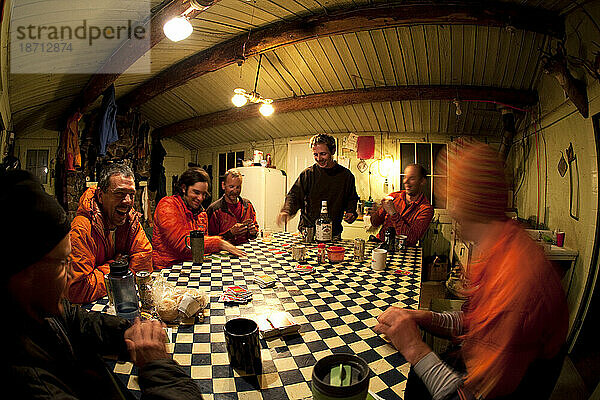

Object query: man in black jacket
[2,169,202,400]
[277,133,359,238]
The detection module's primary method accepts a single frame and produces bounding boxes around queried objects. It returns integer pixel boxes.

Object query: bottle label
[316,223,332,241]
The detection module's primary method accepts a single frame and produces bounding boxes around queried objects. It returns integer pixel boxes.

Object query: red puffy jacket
[206,196,258,245]
[152,195,222,269]
[67,187,152,304]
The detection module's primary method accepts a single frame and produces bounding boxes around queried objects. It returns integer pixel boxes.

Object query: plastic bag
[151,275,208,323]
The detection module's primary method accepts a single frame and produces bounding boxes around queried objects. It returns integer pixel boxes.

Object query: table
[88,232,422,400]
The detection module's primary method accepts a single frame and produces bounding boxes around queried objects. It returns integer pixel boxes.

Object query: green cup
[312,354,370,400]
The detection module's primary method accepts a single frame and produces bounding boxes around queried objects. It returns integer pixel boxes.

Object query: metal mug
[185,230,205,264]
[302,227,315,243]
[292,244,307,261]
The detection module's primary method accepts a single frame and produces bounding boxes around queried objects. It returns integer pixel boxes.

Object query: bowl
[327,246,345,263]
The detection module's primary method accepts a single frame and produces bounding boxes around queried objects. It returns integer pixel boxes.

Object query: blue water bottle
[108,259,140,322]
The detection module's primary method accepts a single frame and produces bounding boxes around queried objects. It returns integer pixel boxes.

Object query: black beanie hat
[0,169,71,278]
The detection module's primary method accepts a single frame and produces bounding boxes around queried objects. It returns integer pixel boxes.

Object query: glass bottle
[108,259,140,322]
[315,200,332,243]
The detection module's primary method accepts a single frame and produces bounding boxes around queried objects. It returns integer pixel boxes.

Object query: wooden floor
[419,280,591,400]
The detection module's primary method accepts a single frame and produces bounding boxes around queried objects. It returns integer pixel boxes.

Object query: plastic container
[327,246,346,263]
[108,259,140,322]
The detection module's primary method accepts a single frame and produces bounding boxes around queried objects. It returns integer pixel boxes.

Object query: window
[218,151,244,197]
[26,149,49,184]
[399,143,447,209]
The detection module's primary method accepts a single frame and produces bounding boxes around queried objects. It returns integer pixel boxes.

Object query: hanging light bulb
[379,154,394,177]
[163,16,193,42]
[232,89,248,107]
[259,102,274,116]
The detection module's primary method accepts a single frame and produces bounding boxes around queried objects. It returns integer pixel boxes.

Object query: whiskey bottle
[315,200,332,242]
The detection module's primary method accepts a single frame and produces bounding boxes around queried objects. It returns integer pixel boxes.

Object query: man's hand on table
[124,318,169,368]
[219,239,247,257]
[229,223,248,237]
[244,219,258,237]
[374,307,432,365]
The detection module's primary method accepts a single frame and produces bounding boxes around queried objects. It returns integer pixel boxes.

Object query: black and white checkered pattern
[88,233,422,400]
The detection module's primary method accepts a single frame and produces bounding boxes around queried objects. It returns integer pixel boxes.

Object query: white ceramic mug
[371,248,387,271]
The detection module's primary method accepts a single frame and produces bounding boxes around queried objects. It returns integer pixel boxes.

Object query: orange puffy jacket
[67,187,152,304]
[152,195,222,269]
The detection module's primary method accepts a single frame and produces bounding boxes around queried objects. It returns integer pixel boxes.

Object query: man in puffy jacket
[152,167,245,269]
[207,168,259,245]
[68,163,152,304]
[2,169,202,400]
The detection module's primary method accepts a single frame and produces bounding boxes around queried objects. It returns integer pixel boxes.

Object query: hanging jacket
[6,299,202,400]
[62,111,82,171]
[68,187,152,304]
[206,195,259,245]
[152,195,222,269]
[98,85,119,156]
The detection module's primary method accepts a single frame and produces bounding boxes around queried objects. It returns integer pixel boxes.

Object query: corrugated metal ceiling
[8,0,580,145]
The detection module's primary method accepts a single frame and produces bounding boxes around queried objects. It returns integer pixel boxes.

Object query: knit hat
[441,141,509,223]
[0,170,71,279]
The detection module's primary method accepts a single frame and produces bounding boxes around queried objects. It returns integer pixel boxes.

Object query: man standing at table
[207,168,259,245]
[369,163,434,246]
[374,143,568,399]
[2,170,203,400]
[68,163,152,304]
[153,167,245,269]
[277,133,359,239]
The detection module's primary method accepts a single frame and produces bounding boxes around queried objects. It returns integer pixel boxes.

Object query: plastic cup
[371,248,387,271]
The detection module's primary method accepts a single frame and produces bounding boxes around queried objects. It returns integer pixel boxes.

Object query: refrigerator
[237,167,287,232]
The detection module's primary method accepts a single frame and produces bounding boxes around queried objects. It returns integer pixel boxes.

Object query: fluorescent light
[163,17,193,42]
[259,103,274,116]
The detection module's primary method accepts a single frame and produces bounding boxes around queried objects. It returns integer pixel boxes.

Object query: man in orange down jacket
[374,142,568,400]
[369,163,434,246]
[152,167,246,269]
[207,168,259,245]
[68,164,152,304]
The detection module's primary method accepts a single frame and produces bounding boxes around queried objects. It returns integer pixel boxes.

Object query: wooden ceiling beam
[120,2,563,110]
[74,0,220,114]
[153,85,538,139]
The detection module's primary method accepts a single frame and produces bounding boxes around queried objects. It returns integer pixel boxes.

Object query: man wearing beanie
[2,170,202,399]
[375,142,568,399]
[68,163,152,303]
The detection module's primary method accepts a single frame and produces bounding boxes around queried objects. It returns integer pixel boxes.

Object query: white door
[285,140,314,232]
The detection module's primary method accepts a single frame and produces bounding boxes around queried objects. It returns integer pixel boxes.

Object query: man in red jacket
[68,163,152,303]
[369,163,434,246]
[207,168,259,245]
[152,167,245,269]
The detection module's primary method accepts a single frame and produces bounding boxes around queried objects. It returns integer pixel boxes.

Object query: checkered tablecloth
[88,232,422,400]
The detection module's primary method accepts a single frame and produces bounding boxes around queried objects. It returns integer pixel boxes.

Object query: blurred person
[207,168,259,245]
[152,167,245,269]
[369,163,434,246]
[374,142,568,399]
[2,170,202,400]
[68,163,152,304]
[277,133,359,238]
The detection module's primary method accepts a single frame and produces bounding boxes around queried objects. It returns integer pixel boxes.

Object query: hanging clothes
[149,137,167,203]
[98,84,119,156]
[62,111,82,172]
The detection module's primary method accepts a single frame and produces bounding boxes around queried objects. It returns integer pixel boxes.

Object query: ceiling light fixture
[163,0,217,42]
[231,54,275,116]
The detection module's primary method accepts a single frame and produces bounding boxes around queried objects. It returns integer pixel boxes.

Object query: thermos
[185,230,205,264]
[108,259,140,322]
[382,227,396,255]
